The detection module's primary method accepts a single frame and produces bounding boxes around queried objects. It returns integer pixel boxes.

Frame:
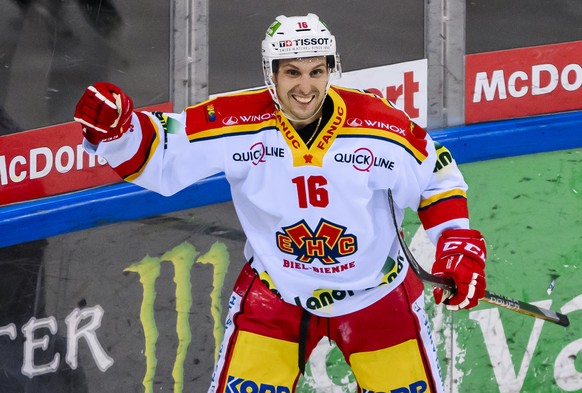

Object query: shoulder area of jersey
[185,87,275,127]
[186,88,276,135]
[332,85,426,139]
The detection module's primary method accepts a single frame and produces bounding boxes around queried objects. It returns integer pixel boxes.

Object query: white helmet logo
[347,118,362,127]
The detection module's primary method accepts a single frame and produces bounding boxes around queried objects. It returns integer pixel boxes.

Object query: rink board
[2,110,581,248]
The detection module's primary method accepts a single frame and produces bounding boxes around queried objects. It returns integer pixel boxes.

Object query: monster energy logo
[124,241,230,393]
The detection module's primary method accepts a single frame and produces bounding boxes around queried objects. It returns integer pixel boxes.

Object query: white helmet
[262,14,341,109]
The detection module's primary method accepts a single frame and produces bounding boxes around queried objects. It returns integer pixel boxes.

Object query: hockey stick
[387,189,570,327]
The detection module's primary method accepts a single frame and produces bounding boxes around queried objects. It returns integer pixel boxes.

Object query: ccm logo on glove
[432,229,486,311]
[441,240,486,261]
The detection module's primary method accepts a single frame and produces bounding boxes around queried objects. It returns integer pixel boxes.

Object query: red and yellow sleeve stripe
[418,189,468,230]
[114,112,160,181]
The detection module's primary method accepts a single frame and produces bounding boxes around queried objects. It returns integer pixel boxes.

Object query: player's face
[274,57,330,127]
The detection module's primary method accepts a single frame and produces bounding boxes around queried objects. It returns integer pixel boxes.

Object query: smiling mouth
[293,95,315,105]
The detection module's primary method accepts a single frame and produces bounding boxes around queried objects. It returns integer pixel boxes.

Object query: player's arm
[380,103,485,311]
[74,82,222,196]
[417,142,486,310]
[417,142,470,243]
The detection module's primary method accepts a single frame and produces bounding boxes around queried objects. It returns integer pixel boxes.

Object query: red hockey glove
[431,229,486,310]
[74,82,134,144]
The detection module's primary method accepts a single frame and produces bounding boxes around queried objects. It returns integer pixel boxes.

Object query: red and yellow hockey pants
[208,263,444,393]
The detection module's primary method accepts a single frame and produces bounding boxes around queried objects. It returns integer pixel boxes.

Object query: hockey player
[74,13,486,393]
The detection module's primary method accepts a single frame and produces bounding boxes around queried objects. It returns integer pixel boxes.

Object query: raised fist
[432,228,486,310]
[74,82,134,144]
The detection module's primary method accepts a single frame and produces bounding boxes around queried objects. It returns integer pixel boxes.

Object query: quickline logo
[124,241,230,393]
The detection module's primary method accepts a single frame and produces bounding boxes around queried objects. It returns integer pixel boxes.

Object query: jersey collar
[276,87,346,167]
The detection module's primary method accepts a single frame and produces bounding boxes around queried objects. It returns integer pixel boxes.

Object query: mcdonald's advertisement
[0,147,580,393]
[465,40,582,124]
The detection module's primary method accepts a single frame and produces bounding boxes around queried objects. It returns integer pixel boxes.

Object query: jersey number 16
[291,175,329,208]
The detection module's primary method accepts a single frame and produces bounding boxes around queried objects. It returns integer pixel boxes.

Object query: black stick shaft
[387,189,570,327]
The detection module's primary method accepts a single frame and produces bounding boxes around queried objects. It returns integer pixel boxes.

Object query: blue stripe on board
[1,110,582,248]
[433,110,582,164]
[0,175,232,248]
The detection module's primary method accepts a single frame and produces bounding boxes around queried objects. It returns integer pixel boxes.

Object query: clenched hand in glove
[74,82,134,144]
[432,228,486,310]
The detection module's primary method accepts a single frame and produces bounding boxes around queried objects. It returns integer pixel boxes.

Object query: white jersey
[87,86,470,316]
